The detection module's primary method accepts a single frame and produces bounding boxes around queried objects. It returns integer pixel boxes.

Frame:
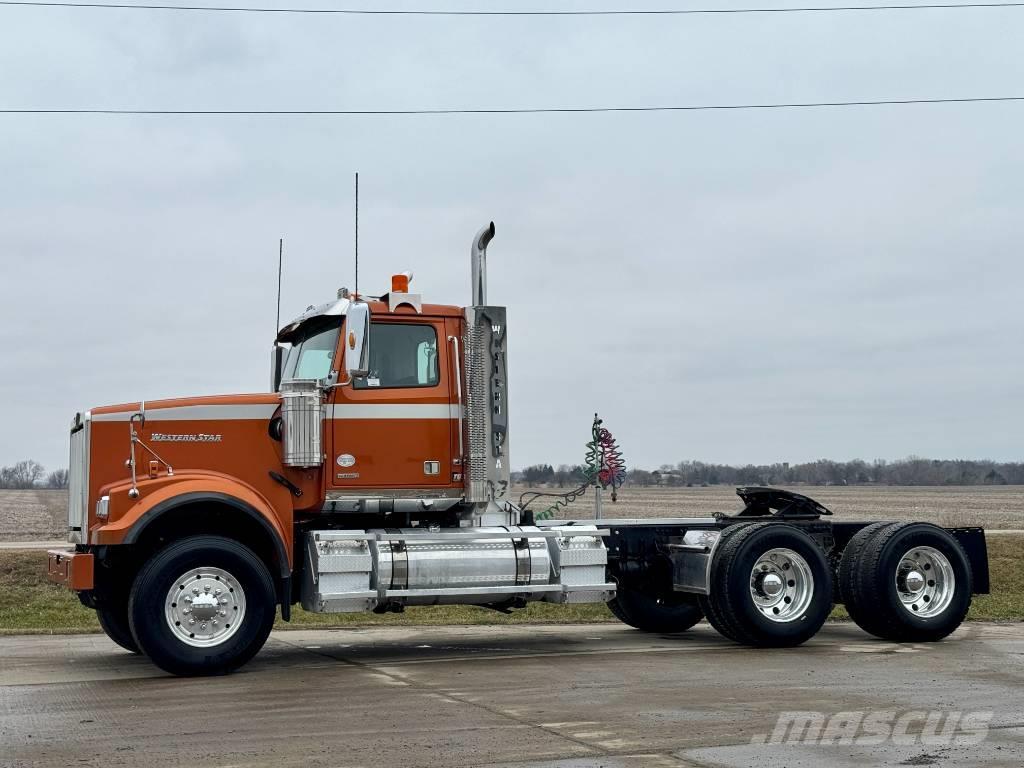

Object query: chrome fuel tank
[300,526,613,612]
[373,527,550,603]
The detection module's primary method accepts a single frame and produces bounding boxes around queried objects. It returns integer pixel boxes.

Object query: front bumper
[47,549,94,591]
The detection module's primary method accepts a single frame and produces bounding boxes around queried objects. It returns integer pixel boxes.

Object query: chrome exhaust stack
[471,221,495,307]
[463,222,511,523]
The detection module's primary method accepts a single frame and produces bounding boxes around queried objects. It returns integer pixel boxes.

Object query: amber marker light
[391,272,412,293]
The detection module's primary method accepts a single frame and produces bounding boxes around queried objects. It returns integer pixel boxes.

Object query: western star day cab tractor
[48,224,990,675]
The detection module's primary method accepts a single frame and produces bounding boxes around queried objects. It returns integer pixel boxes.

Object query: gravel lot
[2,486,1023,542]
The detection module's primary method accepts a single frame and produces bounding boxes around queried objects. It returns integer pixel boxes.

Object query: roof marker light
[391,271,413,293]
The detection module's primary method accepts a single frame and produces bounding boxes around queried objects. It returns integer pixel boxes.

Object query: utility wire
[2,96,1024,115]
[1,1,1024,15]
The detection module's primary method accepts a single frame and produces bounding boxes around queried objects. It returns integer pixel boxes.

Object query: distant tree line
[5,456,1022,491]
[515,458,1024,487]
[0,460,68,490]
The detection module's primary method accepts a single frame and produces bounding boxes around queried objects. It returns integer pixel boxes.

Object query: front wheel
[96,602,141,654]
[608,586,703,633]
[128,535,277,676]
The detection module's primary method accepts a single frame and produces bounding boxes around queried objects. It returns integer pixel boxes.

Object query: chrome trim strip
[448,335,464,460]
[326,404,460,420]
[325,488,465,501]
[374,530,607,542]
[91,403,461,423]
[92,404,279,422]
[383,584,563,598]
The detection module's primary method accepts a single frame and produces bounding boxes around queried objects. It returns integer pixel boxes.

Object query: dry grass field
[1,486,1022,542]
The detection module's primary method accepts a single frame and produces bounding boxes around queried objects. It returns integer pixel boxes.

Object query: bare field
[0,490,66,542]
[518,484,1024,529]
[1,486,1022,542]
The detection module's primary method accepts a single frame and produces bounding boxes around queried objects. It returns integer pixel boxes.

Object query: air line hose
[520,414,627,521]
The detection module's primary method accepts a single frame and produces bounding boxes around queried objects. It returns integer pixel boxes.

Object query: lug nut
[192,587,199,595]
[189,619,195,625]
[214,588,222,596]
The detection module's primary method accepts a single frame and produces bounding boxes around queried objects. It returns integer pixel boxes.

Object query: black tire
[128,535,277,676]
[839,522,971,643]
[698,523,751,642]
[96,602,141,654]
[608,586,703,633]
[700,523,833,647]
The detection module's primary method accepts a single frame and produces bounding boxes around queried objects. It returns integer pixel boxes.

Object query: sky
[1,1,1022,472]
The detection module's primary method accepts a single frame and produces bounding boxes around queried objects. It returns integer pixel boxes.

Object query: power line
[2,96,1023,115]
[2,1,1024,16]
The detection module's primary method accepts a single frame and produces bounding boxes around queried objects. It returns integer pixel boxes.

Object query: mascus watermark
[751,710,992,746]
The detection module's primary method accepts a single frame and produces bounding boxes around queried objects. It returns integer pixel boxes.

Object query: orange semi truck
[48,223,990,676]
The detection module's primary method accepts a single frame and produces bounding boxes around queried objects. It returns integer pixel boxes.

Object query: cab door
[329,315,453,489]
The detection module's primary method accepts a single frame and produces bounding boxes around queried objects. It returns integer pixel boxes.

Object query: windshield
[279,317,342,386]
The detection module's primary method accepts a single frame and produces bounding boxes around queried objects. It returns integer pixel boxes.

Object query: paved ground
[2,623,1023,768]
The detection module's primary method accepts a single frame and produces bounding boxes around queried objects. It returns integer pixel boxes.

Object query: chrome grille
[67,412,90,544]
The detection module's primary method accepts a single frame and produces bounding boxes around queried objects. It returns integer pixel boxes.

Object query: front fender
[92,473,292,576]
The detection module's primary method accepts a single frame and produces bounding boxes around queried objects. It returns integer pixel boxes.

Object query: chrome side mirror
[345,301,371,380]
[270,344,286,391]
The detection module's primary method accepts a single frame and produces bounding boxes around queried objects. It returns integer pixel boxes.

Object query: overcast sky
[1,1,1022,472]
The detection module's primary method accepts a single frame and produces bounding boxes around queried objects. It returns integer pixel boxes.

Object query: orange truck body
[49,300,466,592]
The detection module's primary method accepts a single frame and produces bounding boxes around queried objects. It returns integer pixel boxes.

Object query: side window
[354,323,439,389]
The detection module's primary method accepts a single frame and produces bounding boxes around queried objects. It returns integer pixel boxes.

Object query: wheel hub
[903,570,926,594]
[760,572,785,597]
[749,548,814,623]
[164,567,246,648]
[895,547,955,618]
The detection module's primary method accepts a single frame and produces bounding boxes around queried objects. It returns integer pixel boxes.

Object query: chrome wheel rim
[749,548,814,623]
[164,567,246,648]
[895,546,955,618]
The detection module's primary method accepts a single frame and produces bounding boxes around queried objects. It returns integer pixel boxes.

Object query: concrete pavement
[1,623,1023,767]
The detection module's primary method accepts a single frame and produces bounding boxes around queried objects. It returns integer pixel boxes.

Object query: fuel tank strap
[385,528,409,591]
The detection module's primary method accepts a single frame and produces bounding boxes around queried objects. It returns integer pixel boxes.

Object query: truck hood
[90,393,281,423]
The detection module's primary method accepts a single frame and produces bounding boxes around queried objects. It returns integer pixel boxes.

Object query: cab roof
[276,296,463,343]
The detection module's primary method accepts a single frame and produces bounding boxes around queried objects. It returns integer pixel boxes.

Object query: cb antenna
[354,172,359,298]
[276,237,283,335]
